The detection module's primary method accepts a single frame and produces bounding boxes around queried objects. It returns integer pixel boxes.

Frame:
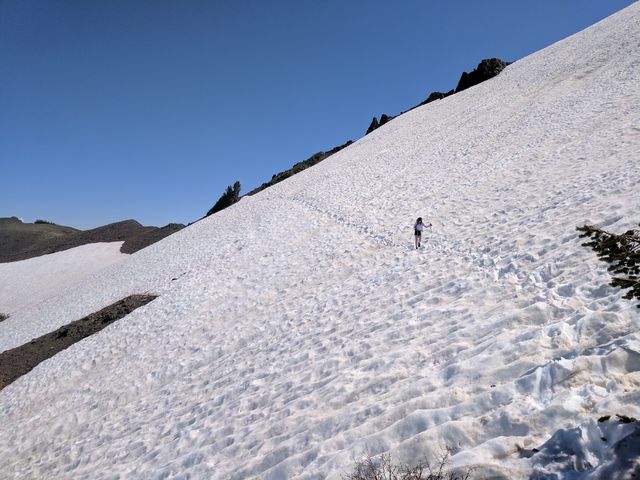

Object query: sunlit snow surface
[0,242,126,316]
[1,5,639,479]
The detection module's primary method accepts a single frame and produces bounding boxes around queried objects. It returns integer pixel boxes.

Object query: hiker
[414,217,431,249]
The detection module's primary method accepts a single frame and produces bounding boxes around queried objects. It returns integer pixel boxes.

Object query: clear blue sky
[1,0,635,229]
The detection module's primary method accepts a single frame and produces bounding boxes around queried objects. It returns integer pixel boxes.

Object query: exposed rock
[419,91,450,106]
[366,113,396,135]
[379,114,392,126]
[365,58,509,135]
[366,117,379,134]
[455,58,510,93]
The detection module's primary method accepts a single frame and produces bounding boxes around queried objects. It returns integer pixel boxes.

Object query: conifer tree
[207,181,241,216]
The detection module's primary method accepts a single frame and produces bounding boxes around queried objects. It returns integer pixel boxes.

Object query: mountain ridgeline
[2,58,511,260]
[207,58,509,217]
[4,3,640,475]
[367,58,510,134]
[0,217,185,263]
[245,140,354,197]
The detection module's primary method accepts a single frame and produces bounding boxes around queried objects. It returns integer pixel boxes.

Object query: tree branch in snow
[577,223,640,307]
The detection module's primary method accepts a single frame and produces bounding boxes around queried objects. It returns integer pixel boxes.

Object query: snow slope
[0,242,126,316]
[1,4,639,479]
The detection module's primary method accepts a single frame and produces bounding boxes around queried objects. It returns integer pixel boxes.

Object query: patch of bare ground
[0,294,156,391]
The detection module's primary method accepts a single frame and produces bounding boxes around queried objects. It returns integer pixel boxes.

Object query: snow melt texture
[1,4,639,479]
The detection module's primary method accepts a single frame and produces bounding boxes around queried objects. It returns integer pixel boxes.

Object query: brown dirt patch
[0,294,156,391]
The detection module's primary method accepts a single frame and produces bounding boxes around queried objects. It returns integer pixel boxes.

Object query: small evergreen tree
[207,181,241,216]
[577,223,640,307]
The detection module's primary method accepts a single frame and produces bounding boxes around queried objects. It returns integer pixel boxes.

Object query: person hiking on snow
[414,217,431,249]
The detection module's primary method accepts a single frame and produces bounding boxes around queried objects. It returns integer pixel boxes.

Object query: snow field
[1,3,639,479]
[0,242,127,316]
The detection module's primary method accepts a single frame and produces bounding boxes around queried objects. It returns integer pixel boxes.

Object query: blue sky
[1,0,635,229]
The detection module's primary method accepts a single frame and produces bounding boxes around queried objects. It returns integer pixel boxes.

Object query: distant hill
[119,223,185,254]
[0,217,185,263]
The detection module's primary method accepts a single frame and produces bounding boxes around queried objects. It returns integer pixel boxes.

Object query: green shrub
[34,219,54,225]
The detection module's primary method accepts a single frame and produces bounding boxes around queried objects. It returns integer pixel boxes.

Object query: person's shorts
[415,229,421,236]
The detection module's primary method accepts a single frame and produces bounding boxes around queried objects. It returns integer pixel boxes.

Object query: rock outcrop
[455,58,510,93]
[366,58,510,135]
